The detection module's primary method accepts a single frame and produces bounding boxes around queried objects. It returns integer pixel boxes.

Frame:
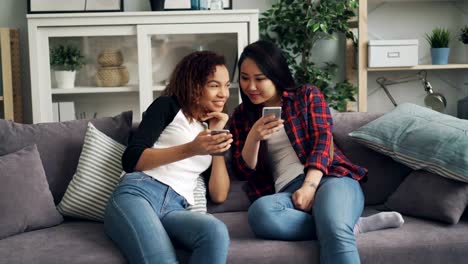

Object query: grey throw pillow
[331,111,412,205]
[0,145,63,239]
[0,111,132,204]
[385,170,468,224]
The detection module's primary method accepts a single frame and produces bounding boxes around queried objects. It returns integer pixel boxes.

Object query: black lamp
[376,70,447,112]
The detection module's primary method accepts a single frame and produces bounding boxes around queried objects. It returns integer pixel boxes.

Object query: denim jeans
[104,172,229,264]
[248,174,364,264]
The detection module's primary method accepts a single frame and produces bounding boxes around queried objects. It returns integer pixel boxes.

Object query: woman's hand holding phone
[209,130,232,156]
[191,130,233,156]
[249,107,284,141]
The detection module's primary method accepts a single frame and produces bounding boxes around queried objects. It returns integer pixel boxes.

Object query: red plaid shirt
[230,84,368,201]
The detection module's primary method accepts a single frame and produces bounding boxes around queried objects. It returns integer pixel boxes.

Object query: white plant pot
[54,70,76,89]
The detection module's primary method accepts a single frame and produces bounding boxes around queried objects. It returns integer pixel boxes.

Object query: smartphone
[262,106,282,120]
[210,129,230,156]
[210,129,230,136]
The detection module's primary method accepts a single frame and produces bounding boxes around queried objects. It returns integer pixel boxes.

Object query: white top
[143,110,211,205]
[267,127,304,192]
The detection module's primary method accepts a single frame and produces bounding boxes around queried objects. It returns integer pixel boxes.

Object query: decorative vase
[191,0,200,10]
[96,66,129,87]
[97,49,123,67]
[149,0,165,11]
[54,70,76,89]
[430,48,450,65]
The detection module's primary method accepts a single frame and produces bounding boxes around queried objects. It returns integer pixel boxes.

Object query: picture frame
[164,0,233,11]
[27,0,124,14]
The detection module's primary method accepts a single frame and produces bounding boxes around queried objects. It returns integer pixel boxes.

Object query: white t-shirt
[143,110,211,205]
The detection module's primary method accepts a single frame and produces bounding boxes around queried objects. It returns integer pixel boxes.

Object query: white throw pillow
[57,123,125,221]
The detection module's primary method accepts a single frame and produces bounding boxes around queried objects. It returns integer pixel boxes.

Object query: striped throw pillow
[57,123,125,221]
[187,175,207,213]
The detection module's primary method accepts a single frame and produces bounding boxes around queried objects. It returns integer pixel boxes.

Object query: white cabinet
[27,10,259,123]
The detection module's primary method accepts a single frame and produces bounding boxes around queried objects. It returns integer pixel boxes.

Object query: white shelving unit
[27,10,259,123]
[357,0,468,114]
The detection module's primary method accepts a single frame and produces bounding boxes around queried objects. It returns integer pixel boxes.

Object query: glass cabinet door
[36,26,140,122]
[137,23,248,117]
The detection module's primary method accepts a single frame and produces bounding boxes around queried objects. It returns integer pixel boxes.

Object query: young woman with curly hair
[104,51,232,264]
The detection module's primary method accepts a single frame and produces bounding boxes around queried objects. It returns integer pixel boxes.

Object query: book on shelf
[52,101,75,122]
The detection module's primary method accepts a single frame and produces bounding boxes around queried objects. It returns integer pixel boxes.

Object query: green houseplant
[50,45,85,88]
[259,0,358,111]
[425,27,450,65]
[458,25,468,44]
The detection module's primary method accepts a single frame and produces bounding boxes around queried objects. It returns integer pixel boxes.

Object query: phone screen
[262,107,282,119]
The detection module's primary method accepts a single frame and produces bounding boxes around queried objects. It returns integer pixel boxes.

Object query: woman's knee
[247,196,284,238]
[200,216,230,244]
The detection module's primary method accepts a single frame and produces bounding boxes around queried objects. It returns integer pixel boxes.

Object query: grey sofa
[1,110,467,264]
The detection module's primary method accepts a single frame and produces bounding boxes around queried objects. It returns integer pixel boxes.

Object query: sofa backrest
[331,111,412,205]
[0,112,132,204]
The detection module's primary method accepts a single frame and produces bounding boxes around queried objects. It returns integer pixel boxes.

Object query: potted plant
[459,25,468,63]
[459,25,468,44]
[259,0,358,112]
[50,45,85,88]
[425,27,451,65]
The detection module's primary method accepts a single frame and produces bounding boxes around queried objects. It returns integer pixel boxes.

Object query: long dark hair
[162,51,226,121]
[237,40,296,181]
[238,40,296,114]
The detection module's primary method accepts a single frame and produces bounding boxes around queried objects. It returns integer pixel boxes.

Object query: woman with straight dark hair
[230,40,403,264]
[104,50,232,264]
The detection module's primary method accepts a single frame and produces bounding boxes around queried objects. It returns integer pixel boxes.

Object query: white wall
[366,1,468,116]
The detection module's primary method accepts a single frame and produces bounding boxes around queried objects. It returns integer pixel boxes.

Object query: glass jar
[191,0,200,10]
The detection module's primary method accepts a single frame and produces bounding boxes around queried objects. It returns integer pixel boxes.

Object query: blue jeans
[104,172,229,264]
[248,175,364,264]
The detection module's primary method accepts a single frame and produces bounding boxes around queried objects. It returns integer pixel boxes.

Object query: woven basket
[96,66,129,87]
[97,50,123,67]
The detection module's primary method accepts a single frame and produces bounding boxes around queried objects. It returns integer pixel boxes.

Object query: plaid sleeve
[230,106,257,180]
[304,85,334,175]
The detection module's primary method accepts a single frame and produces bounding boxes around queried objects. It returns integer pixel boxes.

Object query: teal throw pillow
[349,103,468,183]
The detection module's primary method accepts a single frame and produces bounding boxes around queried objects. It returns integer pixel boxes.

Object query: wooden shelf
[368,64,468,72]
[51,86,139,94]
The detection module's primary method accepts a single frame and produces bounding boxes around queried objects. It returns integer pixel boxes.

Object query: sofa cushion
[0,111,132,204]
[384,170,468,224]
[349,103,468,183]
[207,180,251,213]
[331,111,412,205]
[0,221,126,264]
[0,145,63,239]
[1,209,468,264]
[57,123,126,221]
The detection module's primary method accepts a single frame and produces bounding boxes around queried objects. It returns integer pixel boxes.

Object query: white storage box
[368,39,418,67]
